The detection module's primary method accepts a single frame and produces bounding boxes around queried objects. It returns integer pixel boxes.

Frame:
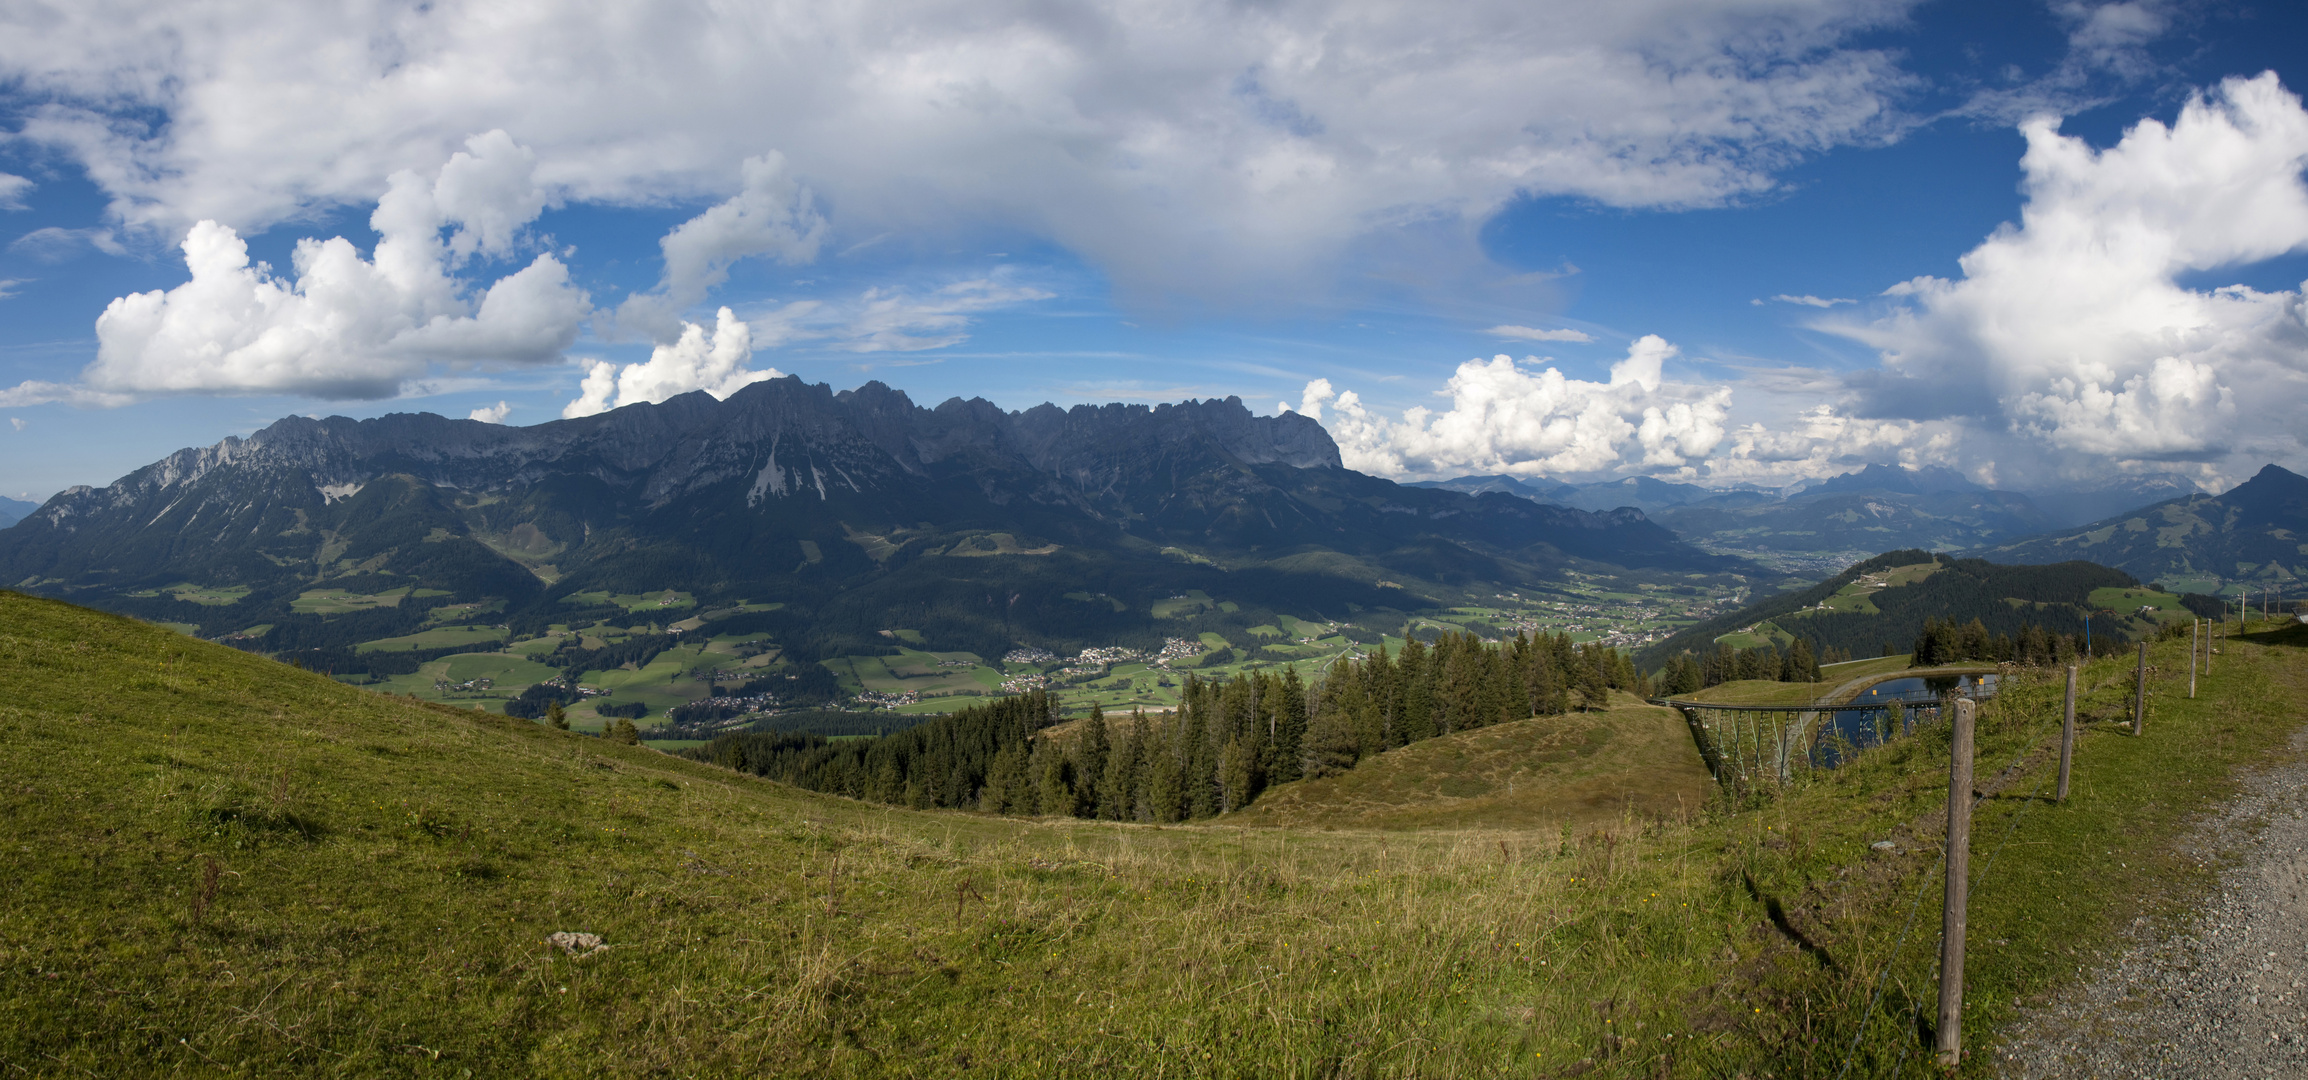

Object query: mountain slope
[1976,464,2308,592]
[1633,549,2149,668]
[0,496,32,529]
[0,380,1743,660]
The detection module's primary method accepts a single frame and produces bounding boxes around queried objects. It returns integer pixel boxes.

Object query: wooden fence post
[2190,620,2199,699]
[2133,641,2147,736]
[1937,697,1976,1068]
[2057,666,2076,802]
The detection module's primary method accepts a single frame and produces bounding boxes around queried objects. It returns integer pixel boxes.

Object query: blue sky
[3,1,2308,502]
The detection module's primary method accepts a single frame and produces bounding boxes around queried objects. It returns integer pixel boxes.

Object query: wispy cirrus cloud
[1487,324,1595,343]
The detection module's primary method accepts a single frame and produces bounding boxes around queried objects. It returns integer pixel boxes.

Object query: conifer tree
[1103,709,1144,820]
[1032,737,1073,817]
[545,700,569,729]
[1077,704,1112,818]
[1397,638,1435,742]
[1144,718,1185,822]
[982,741,1026,813]
[1269,669,1308,784]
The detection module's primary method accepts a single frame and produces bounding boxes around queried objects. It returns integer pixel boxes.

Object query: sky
[2,0,2307,503]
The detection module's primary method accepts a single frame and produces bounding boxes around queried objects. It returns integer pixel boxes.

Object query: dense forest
[685,629,1651,819]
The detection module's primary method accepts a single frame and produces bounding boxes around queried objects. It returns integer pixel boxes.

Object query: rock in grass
[548,931,608,957]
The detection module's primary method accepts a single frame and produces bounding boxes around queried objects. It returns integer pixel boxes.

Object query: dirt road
[1996,727,2308,1077]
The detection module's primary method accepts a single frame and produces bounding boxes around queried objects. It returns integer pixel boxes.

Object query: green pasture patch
[1245,624,1283,639]
[130,583,250,606]
[353,625,508,653]
[1818,653,1914,680]
[558,590,695,614]
[438,653,560,689]
[2089,586,2188,625]
[1197,631,1232,649]
[940,532,1058,557]
[291,587,411,614]
[422,598,504,625]
[1151,589,1215,618]
[156,622,199,635]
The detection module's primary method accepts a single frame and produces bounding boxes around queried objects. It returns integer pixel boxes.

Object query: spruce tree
[1077,704,1112,819]
[1270,669,1308,784]
[1103,710,1144,820]
[545,700,569,729]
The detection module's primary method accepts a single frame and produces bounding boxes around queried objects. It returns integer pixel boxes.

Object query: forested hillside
[689,629,1648,819]
[1635,550,2154,672]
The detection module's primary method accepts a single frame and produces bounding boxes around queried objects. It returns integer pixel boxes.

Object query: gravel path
[1995,727,2308,1078]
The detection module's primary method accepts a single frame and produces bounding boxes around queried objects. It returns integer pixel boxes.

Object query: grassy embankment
[2,588,2301,1076]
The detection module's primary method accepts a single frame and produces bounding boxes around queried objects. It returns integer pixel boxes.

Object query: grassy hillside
[1977,463,2308,593]
[1637,549,2140,669]
[5,589,2305,1077]
[1230,695,1711,831]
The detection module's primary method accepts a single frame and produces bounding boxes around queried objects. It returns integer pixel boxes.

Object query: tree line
[684,628,1650,819]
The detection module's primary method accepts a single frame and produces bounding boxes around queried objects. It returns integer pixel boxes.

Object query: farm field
[123,583,252,606]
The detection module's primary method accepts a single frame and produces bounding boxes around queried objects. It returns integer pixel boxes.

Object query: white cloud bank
[467,401,511,424]
[0,0,1920,303]
[1300,336,1732,478]
[1826,71,2308,483]
[0,131,589,404]
[563,307,782,418]
[1323,73,2308,489]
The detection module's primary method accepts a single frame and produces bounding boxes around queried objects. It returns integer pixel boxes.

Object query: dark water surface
[1815,673,1998,765]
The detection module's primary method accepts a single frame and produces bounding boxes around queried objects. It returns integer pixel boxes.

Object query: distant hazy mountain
[1976,464,2308,592]
[1804,463,1983,498]
[1409,473,1775,515]
[2019,475,2204,530]
[1405,474,1579,503]
[1,379,1743,658]
[1414,463,2206,568]
[0,496,33,529]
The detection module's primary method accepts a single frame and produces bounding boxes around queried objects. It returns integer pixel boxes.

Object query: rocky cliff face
[3,378,1734,607]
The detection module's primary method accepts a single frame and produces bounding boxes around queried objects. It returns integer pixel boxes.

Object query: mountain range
[1417,465,2203,568]
[0,379,1743,659]
[0,496,33,530]
[1977,463,2308,593]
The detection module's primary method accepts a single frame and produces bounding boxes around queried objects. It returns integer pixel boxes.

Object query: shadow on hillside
[1743,872,1841,973]
[2239,621,2308,648]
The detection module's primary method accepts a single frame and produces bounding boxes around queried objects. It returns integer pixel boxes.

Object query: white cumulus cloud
[616,152,826,339]
[0,173,30,210]
[1310,336,1731,478]
[1487,325,1595,343]
[1823,71,2308,482]
[563,307,781,418]
[467,401,511,424]
[2,131,589,403]
[8,417,23,432]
